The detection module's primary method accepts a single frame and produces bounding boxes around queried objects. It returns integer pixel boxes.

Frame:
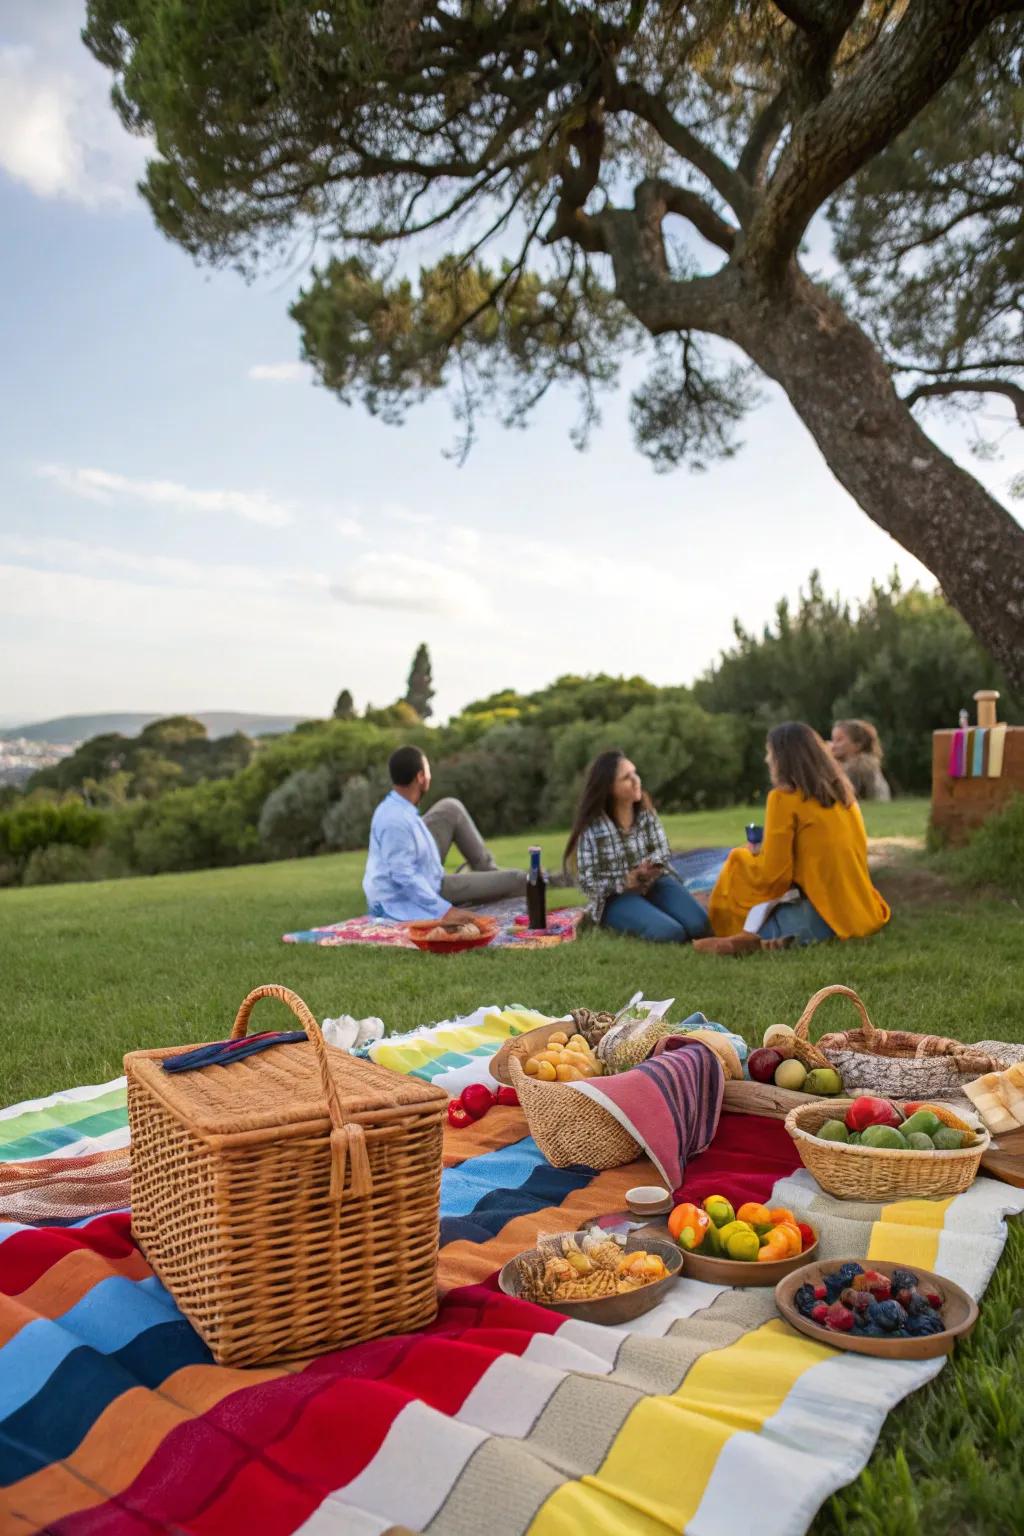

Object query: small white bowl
[625,1184,673,1217]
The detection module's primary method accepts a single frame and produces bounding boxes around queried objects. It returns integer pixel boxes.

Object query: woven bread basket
[126,985,447,1366]
[784,1098,989,1201]
[508,1057,641,1169]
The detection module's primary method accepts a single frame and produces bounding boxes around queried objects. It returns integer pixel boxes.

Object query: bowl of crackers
[498,1229,682,1324]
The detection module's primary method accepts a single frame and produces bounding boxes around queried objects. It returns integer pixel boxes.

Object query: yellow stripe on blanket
[867,1196,953,1270]
[369,1008,549,1074]
[530,1321,832,1535]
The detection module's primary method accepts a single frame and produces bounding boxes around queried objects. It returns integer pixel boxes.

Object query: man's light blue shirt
[363,790,449,921]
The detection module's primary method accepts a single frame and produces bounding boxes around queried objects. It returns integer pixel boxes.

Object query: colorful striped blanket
[2,1012,1022,1535]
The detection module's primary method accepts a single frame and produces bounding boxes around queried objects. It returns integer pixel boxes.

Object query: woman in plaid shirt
[566,751,711,942]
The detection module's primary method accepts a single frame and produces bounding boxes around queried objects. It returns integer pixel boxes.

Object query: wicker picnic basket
[508,1056,641,1169]
[792,984,1004,1095]
[784,1098,989,1201]
[125,985,448,1366]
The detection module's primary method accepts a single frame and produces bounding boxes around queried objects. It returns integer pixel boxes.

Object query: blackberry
[906,1312,945,1337]
[891,1269,918,1294]
[835,1262,865,1285]
[906,1292,932,1318]
[873,1300,908,1333]
[794,1283,817,1318]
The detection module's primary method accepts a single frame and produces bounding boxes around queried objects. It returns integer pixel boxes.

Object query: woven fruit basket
[508,1056,640,1169]
[784,1098,989,1201]
[126,985,448,1366]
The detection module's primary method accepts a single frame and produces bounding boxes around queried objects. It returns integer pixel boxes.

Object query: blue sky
[1,1,1021,728]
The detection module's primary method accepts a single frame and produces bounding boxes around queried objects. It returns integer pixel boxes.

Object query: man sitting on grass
[363,745,528,922]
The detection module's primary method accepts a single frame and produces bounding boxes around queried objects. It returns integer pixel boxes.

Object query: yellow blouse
[708,787,891,940]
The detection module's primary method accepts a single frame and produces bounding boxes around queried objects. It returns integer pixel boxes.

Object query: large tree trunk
[731,267,1024,690]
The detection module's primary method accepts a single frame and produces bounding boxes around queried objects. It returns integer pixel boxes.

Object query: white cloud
[334,516,366,540]
[388,507,435,527]
[0,534,328,595]
[0,41,148,208]
[332,552,486,618]
[37,463,295,528]
[247,362,314,383]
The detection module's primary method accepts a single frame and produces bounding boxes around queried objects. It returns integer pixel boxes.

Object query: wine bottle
[526,845,547,930]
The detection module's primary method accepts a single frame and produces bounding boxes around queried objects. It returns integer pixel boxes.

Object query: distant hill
[8,712,310,745]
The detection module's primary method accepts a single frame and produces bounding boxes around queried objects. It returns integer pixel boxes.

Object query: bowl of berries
[775,1259,978,1360]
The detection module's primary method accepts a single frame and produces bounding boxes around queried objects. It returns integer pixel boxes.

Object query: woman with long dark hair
[566,750,710,942]
[830,718,892,801]
[706,721,890,946]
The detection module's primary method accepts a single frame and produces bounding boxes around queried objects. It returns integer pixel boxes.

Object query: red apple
[844,1095,904,1133]
[748,1047,783,1084]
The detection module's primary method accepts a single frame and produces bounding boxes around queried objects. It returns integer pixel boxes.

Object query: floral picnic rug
[281,847,729,949]
[2,1004,1020,1536]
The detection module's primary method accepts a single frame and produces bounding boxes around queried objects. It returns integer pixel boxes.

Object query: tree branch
[738,90,789,187]
[746,0,1011,282]
[609,82,754,222]
[905,378,1024,426]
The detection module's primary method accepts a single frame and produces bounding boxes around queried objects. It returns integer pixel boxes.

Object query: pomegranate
[844,1096,904,1133]
[747,1048,783,1084]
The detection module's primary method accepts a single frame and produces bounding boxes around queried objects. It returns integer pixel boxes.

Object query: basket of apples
[785,1095,988,1201]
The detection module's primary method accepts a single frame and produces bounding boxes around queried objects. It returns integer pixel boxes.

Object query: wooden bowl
[405,916,499,954]
[498,1230,682,1325]
[775,1258,978,1360]
[680,1233,819,1287]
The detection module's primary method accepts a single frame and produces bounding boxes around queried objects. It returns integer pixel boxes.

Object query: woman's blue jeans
[759,896,834,946]
[602,877,711,943]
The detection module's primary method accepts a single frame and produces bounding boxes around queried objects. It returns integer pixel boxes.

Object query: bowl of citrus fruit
[667,1195,818,1284]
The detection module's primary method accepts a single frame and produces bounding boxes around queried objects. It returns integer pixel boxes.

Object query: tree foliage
[404,643,435,720]
[83,0,1024,679]
[333,688,356,720]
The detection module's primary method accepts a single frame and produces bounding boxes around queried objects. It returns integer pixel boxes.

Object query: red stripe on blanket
[673,1110,803,1206]
[53,1293,566,1536]
[0,1212,136,1295]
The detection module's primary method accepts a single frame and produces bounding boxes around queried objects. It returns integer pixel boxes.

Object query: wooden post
[974,690,999,729]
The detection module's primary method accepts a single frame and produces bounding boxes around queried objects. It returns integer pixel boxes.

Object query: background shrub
[258,767,333,859]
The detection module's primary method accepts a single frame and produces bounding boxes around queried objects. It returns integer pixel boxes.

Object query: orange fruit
[774,1223,803,1256]
[736,1202,773,1232]
[768,1207,797,1227]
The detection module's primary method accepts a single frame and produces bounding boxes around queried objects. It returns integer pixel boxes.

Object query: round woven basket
[784,1098,989,1201]
[509,1057,641,1169]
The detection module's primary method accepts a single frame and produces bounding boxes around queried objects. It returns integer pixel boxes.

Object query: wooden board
[980,1127,1024,1188]
[723,1079,825,1119]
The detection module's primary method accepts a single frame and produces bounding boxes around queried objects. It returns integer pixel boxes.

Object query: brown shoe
[692,933,795,957]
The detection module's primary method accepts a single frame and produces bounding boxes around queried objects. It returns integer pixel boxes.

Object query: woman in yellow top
[708,721,891,946]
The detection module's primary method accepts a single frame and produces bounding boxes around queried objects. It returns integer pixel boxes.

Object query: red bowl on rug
[406,916,499,954]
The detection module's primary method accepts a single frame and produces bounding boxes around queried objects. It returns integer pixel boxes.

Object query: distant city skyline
[2,1,1021,726]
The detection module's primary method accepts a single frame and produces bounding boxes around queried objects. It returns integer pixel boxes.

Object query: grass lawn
[3,794,1023,1534]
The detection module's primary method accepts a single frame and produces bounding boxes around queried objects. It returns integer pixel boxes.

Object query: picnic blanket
[4,1006,1023,1535]
[284,899,584,949]
[281,848,730,948]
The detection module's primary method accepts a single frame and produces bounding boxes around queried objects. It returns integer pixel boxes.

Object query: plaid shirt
[575,809,673,921]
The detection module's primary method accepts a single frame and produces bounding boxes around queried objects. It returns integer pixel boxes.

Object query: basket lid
[125,986,446,1147]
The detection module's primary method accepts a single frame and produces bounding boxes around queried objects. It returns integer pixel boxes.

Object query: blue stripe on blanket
[0,1320,211,1486]
[440,1164,593,1247]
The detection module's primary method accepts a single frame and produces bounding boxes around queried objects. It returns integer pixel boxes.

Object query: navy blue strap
[162,1030,307,1073]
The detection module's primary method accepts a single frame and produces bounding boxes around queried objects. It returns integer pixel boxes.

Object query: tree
[405,644,435,721]
[333,688,355,721]
[84,2,1024,683]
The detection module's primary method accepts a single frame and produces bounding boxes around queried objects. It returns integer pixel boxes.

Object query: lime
[817,1119,849,1143]
[933,1127,964,1150]
[723,1226,761,1262]
[906,1132,935,1151]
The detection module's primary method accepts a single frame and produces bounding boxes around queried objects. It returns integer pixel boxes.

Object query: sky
[1,1,1021,729]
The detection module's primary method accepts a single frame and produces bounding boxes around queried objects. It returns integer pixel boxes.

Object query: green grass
[3,794,1024,1534]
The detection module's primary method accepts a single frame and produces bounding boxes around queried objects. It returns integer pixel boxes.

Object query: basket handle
[793,985,877,1044]
[231,985,371,1203]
